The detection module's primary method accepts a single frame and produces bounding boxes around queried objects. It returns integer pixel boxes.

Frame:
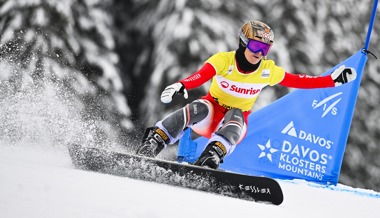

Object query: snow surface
[0,144,379,218]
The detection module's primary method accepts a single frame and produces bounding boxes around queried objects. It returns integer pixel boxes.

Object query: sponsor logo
[218,82,261,96]
[215,141,227,155]
[233,114,243,122]
[312,92,343,118]
[215,76,266,98]
[155,128,169,141]
[239,184,272,194]
[256,121,335,181]
[261,69,270,78]
[183,73,201,82]
[299,75,318,78]
[221,81,229,89]
[220,104,236,110]
[257,140,278,162]
[230,85,260,96]
[192,104,198,114]
[281,121,333,149]
[280,141,329,166]
[226,65,233,75]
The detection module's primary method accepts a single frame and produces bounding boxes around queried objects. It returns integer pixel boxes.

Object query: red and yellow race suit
[179,51,334,140]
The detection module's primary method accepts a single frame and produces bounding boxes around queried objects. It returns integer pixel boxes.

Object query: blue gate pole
[363,0,378,51]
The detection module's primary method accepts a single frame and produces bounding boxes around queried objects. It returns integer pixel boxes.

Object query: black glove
[331,65,357,86]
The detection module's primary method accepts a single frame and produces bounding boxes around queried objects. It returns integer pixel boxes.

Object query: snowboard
[68,143,284,205]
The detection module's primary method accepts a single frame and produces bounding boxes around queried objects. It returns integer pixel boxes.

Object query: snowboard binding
[136,127,169,158]
[194,141,226,169]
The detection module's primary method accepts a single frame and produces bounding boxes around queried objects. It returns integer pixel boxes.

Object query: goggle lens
[246,39,271,56]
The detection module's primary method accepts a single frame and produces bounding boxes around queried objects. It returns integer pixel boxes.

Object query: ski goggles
[246,39,272,56]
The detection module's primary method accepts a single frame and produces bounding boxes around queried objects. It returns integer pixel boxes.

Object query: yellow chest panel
[207,51,285,111]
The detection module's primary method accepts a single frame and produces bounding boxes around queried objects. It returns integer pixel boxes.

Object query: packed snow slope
[0,144,379,218]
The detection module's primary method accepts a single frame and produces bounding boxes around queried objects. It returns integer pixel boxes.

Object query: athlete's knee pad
[215,108,244,145]
[160,100,209,140]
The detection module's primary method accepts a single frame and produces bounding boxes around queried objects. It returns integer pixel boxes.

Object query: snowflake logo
[257,140,278,162]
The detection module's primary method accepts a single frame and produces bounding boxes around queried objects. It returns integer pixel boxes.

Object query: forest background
[0,0,379,191]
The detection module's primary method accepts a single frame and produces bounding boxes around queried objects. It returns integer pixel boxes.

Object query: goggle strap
[239,31,249,45]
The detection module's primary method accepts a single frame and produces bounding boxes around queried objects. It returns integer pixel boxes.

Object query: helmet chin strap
[235,47,261,73]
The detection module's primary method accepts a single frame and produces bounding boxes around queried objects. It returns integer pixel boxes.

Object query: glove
[331,65,357,86]
[160,82,188,103]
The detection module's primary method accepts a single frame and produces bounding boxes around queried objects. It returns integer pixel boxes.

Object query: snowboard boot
[193,141,227,169]
[136,127,170,158]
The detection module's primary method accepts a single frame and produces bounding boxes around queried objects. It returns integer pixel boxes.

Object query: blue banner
[178,50,368,185]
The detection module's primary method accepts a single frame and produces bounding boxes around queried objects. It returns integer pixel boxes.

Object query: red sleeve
[279,72,335,89]
[179,63,216,90]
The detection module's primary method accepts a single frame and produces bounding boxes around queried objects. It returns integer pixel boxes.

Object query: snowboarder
[136,20,357,169]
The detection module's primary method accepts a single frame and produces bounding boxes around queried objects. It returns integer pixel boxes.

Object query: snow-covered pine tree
[0,0,132,147]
